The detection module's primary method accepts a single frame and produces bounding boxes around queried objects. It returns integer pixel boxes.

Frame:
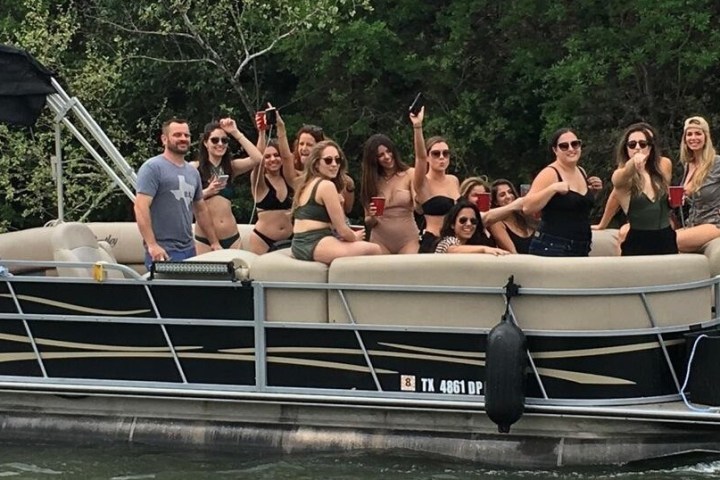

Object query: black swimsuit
[256,176,293,211]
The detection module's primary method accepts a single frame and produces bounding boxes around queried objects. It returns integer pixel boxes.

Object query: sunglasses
[458,216,478,225]
[321,156,342,166]
[429,149,450,159]
[556,140,582,151]
[626,140,651,149]
[209,137,229,145]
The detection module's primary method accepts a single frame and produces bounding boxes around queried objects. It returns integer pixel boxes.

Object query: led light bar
[150,261,235,281]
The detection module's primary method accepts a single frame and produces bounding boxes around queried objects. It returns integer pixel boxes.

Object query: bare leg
[398,239,421,254]
[676,225,720,253]
[248,232,270,255]
[195,241,212,255]
[313,236,382,265]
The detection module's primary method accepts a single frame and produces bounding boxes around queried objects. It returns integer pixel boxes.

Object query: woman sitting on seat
[192,118,262,253]
[277,114,355,214]
[360,134,418,254]
[611,124,675,255]
[676,116,720,252]
[434,200,509,255]
[410,107,461,253]
[291,140,381,264]
[488,179,536,254]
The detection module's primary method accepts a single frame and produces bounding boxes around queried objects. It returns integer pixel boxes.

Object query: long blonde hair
[680,116,717,193]
[292,140,347,211]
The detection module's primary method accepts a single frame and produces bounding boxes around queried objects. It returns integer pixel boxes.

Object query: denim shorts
[528,231,591,257]
[144,245,197,271]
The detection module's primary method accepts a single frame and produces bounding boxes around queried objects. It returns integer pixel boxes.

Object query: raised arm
[612,152,645,190]
[274,108,299,186]
[410,107,427,194]
[522,168,568,215]
[250,119,268,201]
[218,117,262,175]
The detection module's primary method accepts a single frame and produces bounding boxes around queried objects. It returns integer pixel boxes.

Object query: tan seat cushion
[52,223,123,278]
[328,253,711,330]
[251,249,328,322]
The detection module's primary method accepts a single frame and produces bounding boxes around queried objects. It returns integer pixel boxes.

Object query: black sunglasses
[321,156,342,166]
[626,140,651,149]
[458,216,478,225]
[209,137,229,145]
[557,140,582,151]
[429,149,450,158]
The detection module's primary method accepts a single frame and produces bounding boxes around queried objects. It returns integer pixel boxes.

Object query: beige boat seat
[51,222,124,278]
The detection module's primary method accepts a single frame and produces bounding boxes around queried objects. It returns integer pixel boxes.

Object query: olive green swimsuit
[292,181,333,261]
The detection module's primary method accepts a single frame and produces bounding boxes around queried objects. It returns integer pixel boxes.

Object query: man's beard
[167,142,188,155]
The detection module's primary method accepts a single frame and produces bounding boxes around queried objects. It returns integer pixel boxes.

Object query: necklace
[210,163,224,177]
[381,172,395,182]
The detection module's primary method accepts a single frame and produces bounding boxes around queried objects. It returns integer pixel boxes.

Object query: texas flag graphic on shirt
[170,175,195,210]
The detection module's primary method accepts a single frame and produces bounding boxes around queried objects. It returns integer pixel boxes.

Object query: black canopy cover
[0,44,55,126]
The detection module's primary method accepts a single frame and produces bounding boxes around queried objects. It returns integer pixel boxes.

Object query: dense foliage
[2,0,720,229]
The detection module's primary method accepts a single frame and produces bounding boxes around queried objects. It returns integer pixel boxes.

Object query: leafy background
[2,0,720,230]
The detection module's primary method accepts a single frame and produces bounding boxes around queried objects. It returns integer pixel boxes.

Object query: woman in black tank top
[523,128,603,257]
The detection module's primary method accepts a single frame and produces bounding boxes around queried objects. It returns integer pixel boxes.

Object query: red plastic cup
[371,197,386,216]
[476,192,491,212]
[668,186,684,208]
[255,111,266,131]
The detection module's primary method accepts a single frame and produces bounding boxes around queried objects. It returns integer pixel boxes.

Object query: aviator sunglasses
[626,140,651,149]
[209,137,229,145]
[458,216,478,225]
[556,140,582,151]
[321,156,342,166]
[429,149,450,159]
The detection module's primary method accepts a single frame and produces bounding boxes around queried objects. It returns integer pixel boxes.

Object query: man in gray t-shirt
[134,118,220,269]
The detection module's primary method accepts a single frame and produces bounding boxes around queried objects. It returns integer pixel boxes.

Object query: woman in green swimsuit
[292,140,382,264]
[611,123,675,255]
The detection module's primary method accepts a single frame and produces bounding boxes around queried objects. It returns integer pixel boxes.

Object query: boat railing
[0,261,717,409]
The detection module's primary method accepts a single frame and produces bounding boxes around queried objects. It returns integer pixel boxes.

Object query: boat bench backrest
[326,253,712,330]
[51,222,124,279]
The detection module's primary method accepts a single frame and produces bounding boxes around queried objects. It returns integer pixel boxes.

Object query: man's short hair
[161,117,189,135]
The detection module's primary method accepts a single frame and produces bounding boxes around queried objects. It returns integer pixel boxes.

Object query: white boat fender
[484,276,527,433]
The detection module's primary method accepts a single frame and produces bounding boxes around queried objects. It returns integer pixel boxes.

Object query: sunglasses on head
[556,140,582,151]
[626,140,651,149]
[321,156,342,166]
[458,216,478,225]
[429,149,450,159]
[209,137,229,145]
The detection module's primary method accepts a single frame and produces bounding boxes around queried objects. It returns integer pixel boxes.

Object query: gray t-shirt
[136,155,203,251]
[688,155,720,227]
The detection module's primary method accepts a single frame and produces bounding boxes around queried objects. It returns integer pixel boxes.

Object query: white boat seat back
[51,222,123,278]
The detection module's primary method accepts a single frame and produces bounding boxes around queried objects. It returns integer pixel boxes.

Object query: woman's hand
[204,175,226,198]
[219,117,240,136]
[631,152,647,170]
[483,246,511,256]
[353,227,366,241]
[587,176,603,193]
[255,111,266,132]
[410,105,424,127]
[554,181,570,195]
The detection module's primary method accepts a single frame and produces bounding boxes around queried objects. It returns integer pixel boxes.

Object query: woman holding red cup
[611,124,676,255]
[675,116,720,252]
[360,134,419,254]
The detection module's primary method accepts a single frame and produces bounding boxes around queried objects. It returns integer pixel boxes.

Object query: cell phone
[409,92,423,116]
[265,108,277,126]
[217,174,229,183]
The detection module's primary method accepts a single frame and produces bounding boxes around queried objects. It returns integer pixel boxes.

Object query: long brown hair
[292,140,347,211]
[292,125,325,171]
[614,124,667,197]
[197,121,232,187]
[360,134,409,206]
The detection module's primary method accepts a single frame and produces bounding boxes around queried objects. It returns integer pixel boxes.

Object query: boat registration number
[400,375,483,395]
